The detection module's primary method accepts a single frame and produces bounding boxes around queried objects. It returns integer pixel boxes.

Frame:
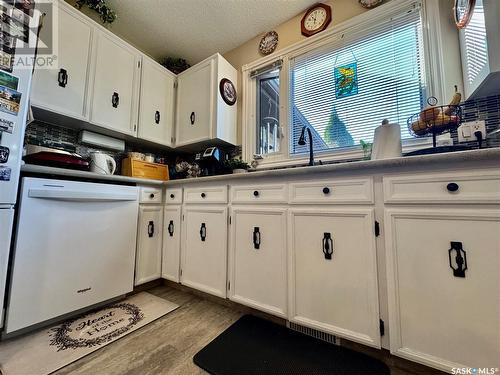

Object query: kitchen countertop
[21,148,500,187]
[166,148,500,185]
[21,164,165,186]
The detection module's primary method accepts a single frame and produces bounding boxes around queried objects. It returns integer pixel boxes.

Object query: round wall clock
[454,0,476,29]
[301,3,332,37]
[219,78,237,106]
[359,0,384,9]
[259,31,278,55]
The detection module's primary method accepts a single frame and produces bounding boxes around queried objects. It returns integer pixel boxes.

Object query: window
[256,70,280,155]
[290,5,426,155]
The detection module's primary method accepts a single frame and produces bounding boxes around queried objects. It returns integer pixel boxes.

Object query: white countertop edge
[166,148,500,185]
[20,148,500,187]
[21,164,165,186]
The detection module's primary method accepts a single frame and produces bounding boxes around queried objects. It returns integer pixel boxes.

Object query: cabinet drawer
[165,188,182,204]
[184,186,227,204]
[139,187,163,204]
[289,178,374,204]
[383,170,500,204]
[231,184,287,204]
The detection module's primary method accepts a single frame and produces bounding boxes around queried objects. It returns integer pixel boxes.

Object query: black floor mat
[194,315,390,375]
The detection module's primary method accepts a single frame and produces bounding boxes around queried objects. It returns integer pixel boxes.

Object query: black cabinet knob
[201,193,206,198]
[253,190,259,197]
[323,187,330,195]
[447,183,459,192]
[149,193,155,198]
[170,194,175,199]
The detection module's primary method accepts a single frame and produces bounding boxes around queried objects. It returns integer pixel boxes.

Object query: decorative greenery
[160,57,191,75]
[76,0,117,24]
[360,140,372,160]
[224,158,249,171]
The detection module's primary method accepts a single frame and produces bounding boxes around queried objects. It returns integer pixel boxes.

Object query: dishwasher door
[5,177,139,334]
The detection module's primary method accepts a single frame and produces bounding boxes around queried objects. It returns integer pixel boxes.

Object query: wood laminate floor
[53,284,445,375]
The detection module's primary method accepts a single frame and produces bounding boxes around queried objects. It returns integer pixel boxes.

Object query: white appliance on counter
[4,177,139,334]
[0,4,42,329]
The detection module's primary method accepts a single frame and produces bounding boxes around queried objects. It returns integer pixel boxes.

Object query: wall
[223,0,371,145]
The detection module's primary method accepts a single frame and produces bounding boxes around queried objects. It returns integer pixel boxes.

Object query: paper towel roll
[371,121,402,160]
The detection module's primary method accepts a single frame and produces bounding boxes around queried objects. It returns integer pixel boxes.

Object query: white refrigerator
[0,2,41,327]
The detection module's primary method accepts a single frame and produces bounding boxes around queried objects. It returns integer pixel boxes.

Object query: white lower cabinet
[135,205,163,285]
[228,207,287,318]
[162,206,182,282]
[385,208,500,372]
[288,208,381,348]
[181,206,228,298]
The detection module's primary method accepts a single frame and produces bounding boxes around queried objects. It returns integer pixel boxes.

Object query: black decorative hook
[448,241,467,278]
[168,220,174,237]
[200,223,206,241]
[322,232,333,260]
[253,227,261,249]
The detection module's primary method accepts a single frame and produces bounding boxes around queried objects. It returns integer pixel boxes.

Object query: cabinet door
[138,59,175,146]
[229,208,287,317]
[90,31,140,136]
[181,206,227,297]
[289,208,380,348]
[162,206,181,282]
[30,4,92,119]
[175,58,214,146]
[385,208,500,372]
[135,205,163,285]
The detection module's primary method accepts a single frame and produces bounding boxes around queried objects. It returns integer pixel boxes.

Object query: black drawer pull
[168,220,174,237]
[148,220,155,238]
[149,193,155,199]
[190,112,196,125]
[253,190,259,197]
[446,183,459,192]
[112,92,120,108]
[201,193,206,198]
[58,68,68,87]
[253,227,261,249]
[155,110,161,124]
[200,223,206,241]
[322,232,333,260]
[449,241,467,278]
[170,194,175,199]
[323,187,330,195]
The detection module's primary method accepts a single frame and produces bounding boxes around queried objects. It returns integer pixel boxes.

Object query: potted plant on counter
[224,158,249,174]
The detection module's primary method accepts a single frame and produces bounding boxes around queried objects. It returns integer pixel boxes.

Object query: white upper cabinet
[138,58,176,147]
[176,53,237,148]
[90,30,141,136]
[30,2,92,119]
[460,0,500,99]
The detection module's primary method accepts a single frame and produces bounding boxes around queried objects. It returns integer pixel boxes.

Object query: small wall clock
[219,78,237,106]
[301,3,332,37]
[259,31,279,55]
[454,0,476,29]
[359,0,384,9]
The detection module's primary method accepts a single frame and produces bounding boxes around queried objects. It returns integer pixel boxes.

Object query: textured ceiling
[90,0,318,64]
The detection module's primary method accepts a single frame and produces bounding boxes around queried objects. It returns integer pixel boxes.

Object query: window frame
[242,0,448,170]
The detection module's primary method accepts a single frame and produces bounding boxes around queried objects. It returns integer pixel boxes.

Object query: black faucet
[298,126,314,166]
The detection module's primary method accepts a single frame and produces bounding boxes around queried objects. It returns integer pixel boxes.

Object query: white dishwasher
[5,177,139,334]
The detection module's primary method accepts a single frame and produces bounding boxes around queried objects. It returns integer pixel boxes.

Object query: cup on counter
[144,153,155,163]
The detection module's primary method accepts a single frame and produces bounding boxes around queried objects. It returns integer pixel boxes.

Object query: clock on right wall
[359,0,384,9]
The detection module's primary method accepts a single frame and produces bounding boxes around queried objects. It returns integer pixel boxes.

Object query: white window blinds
[462,0,488,86]
[290,3,426,154]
